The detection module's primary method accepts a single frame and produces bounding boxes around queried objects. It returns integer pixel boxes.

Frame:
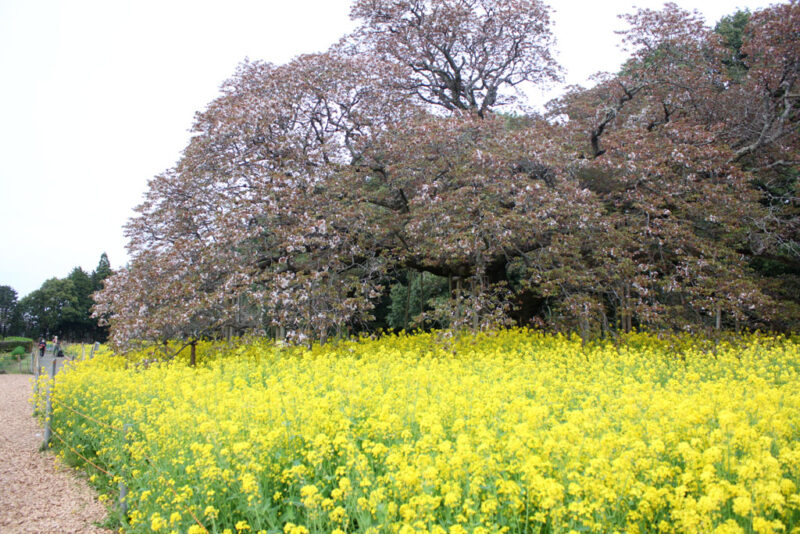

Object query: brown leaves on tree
[349,0,560,116]
[95,1,800,347]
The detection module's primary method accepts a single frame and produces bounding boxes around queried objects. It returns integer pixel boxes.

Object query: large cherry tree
[550,1,799,331]
[97,1,800,347]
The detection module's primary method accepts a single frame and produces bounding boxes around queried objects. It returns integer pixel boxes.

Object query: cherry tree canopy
[96,0,800,347]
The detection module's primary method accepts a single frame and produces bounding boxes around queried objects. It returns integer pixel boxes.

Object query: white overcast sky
[0,0,778,298]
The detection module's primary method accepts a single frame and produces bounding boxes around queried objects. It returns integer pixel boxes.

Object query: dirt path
[0,374,112,534]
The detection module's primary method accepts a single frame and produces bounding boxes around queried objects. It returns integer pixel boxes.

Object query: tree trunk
[601,309,612,339]
[619,285,629,333]
[472,277,480,332]
[404,270,413,330]
[455,278,463,330]
[189,341,196,367]
[236,294,242,332]
[579,315,589,347]
[419,271,426,326]
[715,306,721,330]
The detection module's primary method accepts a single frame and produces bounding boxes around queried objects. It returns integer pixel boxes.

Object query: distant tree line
[0,253,112,342]
[95,1,800,348]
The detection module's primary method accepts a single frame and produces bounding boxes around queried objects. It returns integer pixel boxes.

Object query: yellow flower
[733,496,753,517]
[44,332,800,534]
[752,517,783,534]
[284,523,310,534]
[329,506,347,523]
[150,513,168,531]
[713,519,745,534]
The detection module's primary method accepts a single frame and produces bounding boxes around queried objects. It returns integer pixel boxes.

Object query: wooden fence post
[119,423,131,516]
[33,351,40,398]
[41,372,54,450]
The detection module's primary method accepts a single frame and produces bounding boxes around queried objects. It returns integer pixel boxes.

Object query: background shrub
[0,337,33,352]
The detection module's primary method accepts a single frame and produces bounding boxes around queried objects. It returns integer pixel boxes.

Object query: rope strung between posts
[46,396,210,533]
[161,483,209,533]
[50,398,126,434]
[49,428,113,477]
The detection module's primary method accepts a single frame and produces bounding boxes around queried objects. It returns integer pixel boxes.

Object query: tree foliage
[0,285,18,338]
[349,0,560,115]
[97,0,800,348]
[15,254,114,341]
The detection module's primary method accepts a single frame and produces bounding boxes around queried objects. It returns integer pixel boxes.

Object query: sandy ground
[0,374,112,533]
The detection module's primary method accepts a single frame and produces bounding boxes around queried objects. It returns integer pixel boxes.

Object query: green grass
[0,351,33,374]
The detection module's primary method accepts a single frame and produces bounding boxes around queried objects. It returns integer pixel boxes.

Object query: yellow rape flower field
[36,330,800,533]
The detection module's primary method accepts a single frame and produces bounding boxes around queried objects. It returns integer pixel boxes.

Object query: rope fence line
[50,398,126,434]
[162,483,210,534]
[49,428,113,477]
[40,381,210,533]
